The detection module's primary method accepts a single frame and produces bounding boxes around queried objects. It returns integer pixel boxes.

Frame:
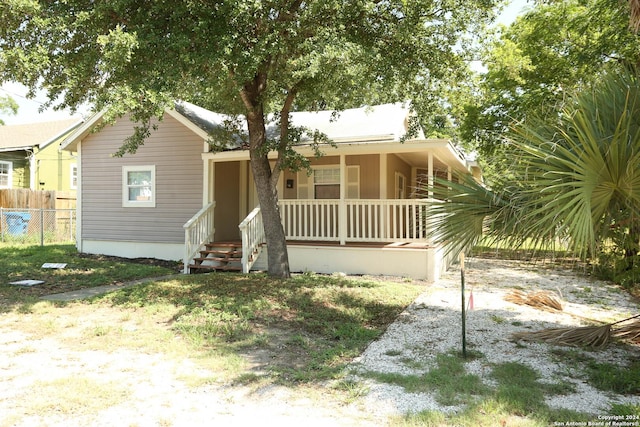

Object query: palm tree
[427,67,640,271]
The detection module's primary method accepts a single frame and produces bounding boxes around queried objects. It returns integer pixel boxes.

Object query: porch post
[239,161,247,222]
[379,154,387,198]
[203,159,213,205]
[379,153,388,242]
[339,154,347,245]
[428,152,434,199]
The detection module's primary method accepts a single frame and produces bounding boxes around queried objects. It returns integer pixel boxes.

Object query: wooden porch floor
[216,240,433,250]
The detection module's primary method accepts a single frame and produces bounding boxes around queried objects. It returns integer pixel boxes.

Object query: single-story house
[0,118,82,191]
[61,102,481,280]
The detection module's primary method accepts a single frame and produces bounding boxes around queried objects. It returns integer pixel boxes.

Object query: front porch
[183,198,450,280]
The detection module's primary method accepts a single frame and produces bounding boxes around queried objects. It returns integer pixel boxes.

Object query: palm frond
[504,290,564,312]
[512,324,612,349]
[425,67,640,261]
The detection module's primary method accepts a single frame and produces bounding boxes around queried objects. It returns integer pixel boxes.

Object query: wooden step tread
[189,264,242,272]
[204,242,241,248]
[198,250,242,257]
[192,256,242,263]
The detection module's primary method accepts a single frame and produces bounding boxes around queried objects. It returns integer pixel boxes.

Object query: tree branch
[271,85,299,188]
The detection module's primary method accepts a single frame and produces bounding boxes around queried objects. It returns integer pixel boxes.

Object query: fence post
[40,208,44,247]
[70,209,74,242]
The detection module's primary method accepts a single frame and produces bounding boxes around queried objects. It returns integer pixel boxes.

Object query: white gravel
[352,257,640,418]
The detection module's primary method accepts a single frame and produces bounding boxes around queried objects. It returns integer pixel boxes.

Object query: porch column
[379,153,388,242]
[339,154,347,245]
[379,154,387,198]
[239,161,248,222]
[427,152,434,199]
[203,159,213,205]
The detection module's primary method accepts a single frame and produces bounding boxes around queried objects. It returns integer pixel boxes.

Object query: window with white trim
[297,165,359,199]
[122,165,156,207]
[0,161,12,188]
[70,164,78,189]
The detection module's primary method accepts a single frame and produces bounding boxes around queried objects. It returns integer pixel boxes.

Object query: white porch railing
[279,199,340,241]
[239,206,266,273]
[279,199,429,243]
[183,202,215,273]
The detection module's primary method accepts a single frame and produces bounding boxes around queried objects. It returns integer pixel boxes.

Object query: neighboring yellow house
[0,118,82,191]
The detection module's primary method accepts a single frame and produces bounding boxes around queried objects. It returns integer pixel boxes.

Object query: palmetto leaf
[427,67,640,259]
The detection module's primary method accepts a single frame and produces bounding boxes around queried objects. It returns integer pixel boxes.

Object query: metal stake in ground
[460,252,467,358]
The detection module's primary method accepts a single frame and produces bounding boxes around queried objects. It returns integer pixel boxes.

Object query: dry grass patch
[2,377,130,427]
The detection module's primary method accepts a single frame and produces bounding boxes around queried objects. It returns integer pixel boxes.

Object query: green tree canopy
[0,0,499,277]
[428,67,640,279]
[461,0,640,161]
[0,93,18,125]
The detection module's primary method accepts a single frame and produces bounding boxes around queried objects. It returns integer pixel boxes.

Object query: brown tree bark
[241,72,291,278]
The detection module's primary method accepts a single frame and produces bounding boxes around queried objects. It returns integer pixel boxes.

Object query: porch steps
[188,241,243,273]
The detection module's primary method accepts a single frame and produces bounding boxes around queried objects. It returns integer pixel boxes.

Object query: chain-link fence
[0,207,76,245]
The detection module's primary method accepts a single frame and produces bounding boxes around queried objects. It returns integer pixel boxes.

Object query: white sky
[0,0,529,126]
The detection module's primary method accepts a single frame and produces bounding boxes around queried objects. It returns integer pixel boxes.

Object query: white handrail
[239,206,265,273]
[183,202,216,273]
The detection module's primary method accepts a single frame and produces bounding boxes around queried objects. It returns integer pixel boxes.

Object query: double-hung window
[0,161,12,189]
[297,165,359,199]
[122,165,156,207]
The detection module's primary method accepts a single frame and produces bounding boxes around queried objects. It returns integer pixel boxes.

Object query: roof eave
[60,109,106,152]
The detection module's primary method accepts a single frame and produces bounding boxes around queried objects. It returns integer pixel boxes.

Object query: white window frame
[297,165,360,199]
[0,161,12,189]
[122,165,156,208]
[70,163,78,190]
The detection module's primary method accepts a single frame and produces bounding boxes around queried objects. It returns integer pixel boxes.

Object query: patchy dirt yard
[1,258,639,426]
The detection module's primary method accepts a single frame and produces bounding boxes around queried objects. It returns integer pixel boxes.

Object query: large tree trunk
[249,151,291,278]
[245,102,291,279]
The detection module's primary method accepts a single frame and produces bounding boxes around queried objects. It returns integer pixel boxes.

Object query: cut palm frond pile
[504,289,564,312]
[512,314,640,349]
[612,320,640,344]
[513,324,611,349]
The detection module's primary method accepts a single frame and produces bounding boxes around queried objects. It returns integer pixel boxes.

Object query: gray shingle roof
[175,101,419,147]
[0,118,82,151]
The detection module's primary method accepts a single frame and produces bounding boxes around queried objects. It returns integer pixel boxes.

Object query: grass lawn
[0,244,180,307]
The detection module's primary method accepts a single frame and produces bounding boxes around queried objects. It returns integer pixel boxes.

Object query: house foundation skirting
[253,244,448,281]
[80,240,183,262]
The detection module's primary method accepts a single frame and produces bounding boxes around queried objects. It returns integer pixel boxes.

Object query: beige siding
[282,169,297,200]
[281,154,379,200]
[81,114,204,244]
[387,154,411,199]
[346,154,379,199]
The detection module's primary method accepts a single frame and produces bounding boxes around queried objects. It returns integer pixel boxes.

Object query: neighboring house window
[297,165,360,199]
[70,164,78,189]
[122,165,156,207]
[0,161,12,189]
[395,172,407,199]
